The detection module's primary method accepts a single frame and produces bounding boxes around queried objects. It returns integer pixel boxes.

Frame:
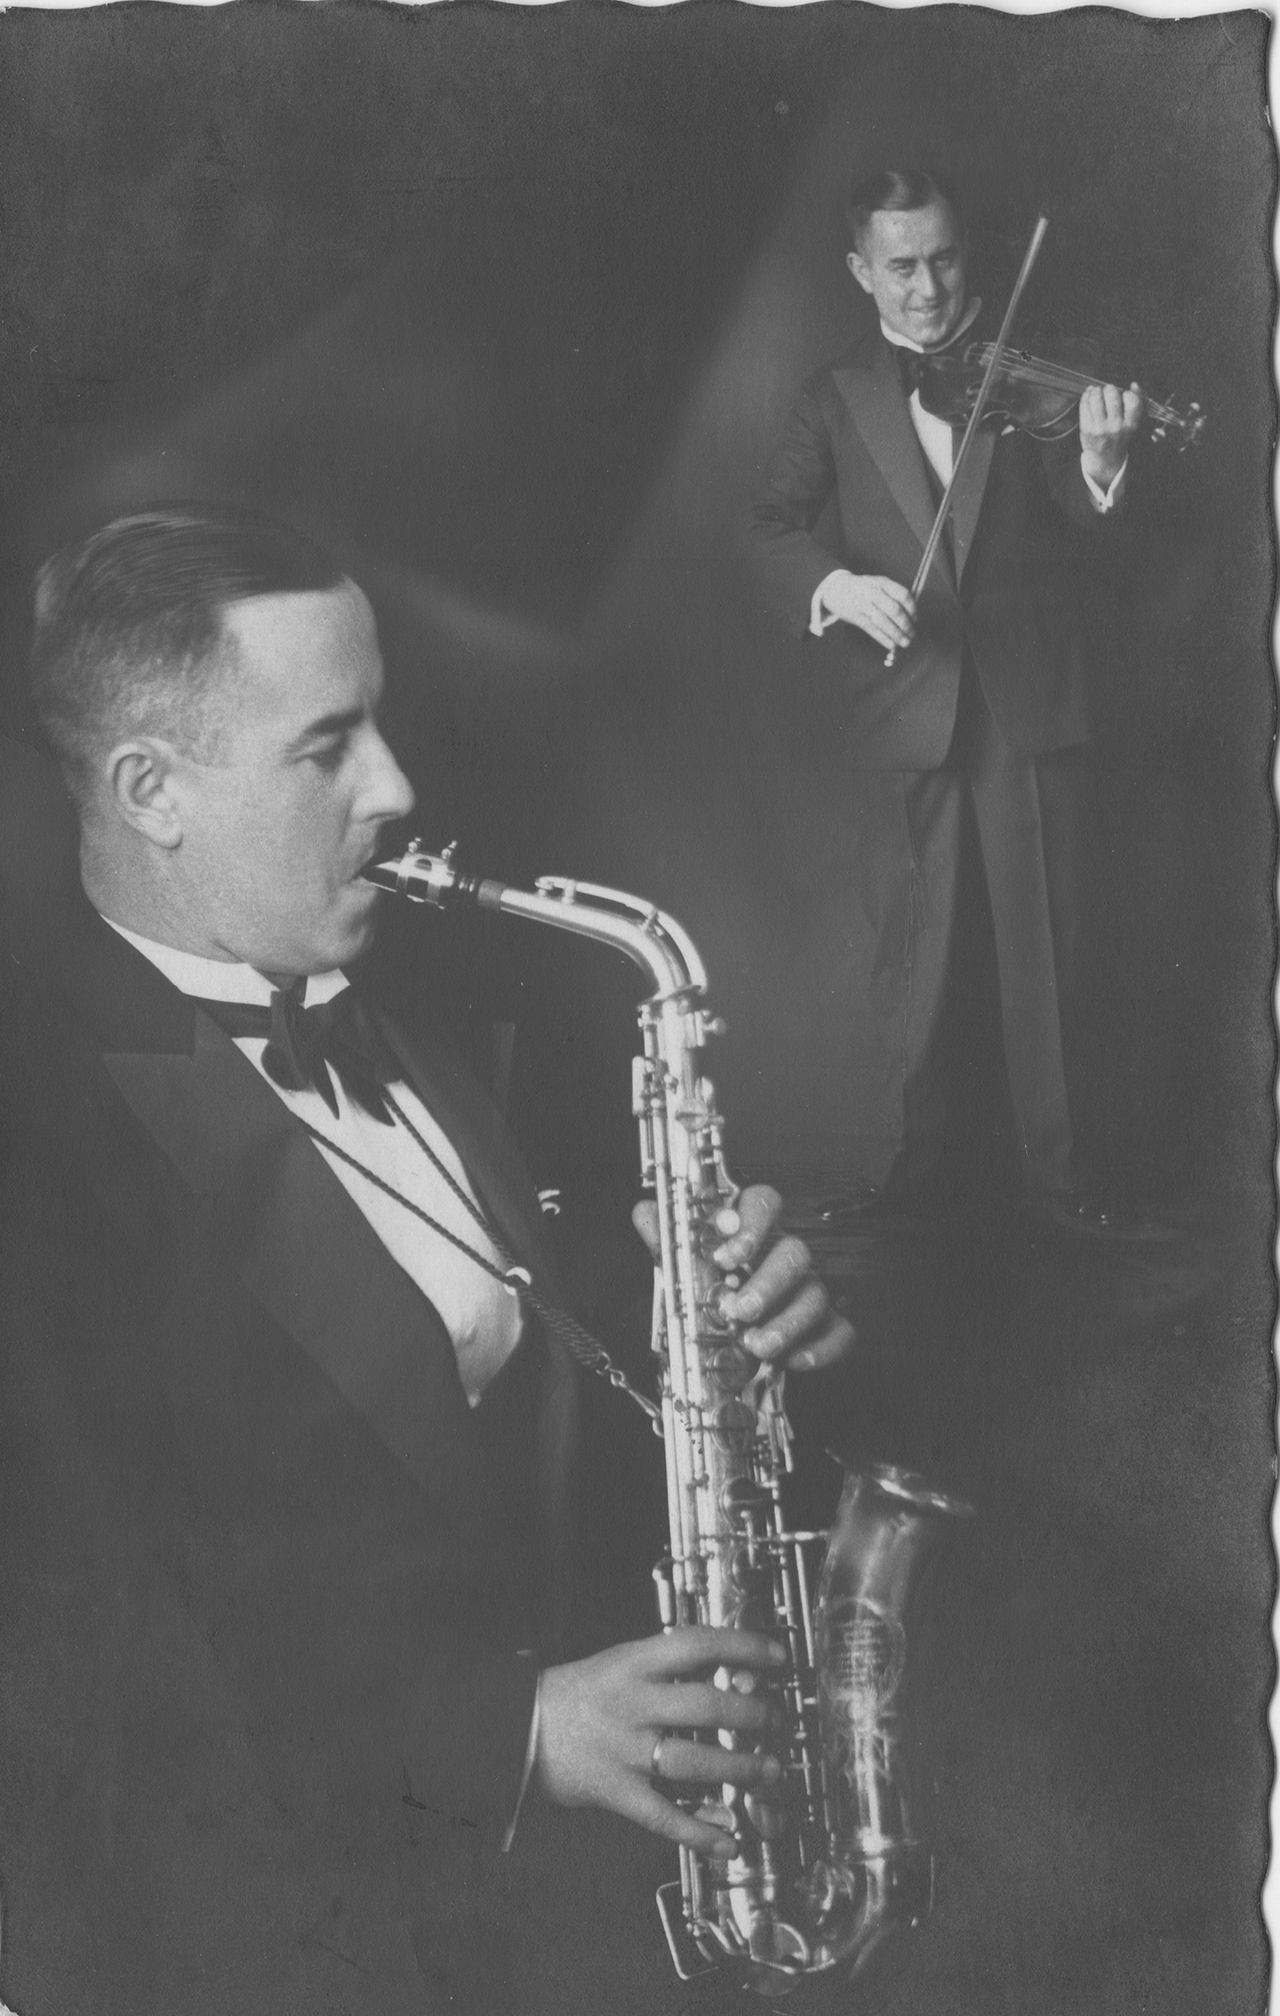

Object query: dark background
[0,2,1273,1205]
[0,8,1274,2013]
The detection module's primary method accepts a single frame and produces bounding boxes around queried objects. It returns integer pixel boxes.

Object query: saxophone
[365,842,972,1992]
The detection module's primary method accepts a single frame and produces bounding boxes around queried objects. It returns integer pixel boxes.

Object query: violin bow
[884,212,1050,670]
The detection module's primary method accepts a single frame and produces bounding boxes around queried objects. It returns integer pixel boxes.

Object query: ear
[846,248,874,297]
[105,738,185,849]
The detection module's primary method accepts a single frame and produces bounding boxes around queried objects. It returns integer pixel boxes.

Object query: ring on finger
[651,1732,670,1784]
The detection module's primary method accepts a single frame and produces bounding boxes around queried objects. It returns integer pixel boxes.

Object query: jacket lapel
[832,339,956,595]
[102,1019,512,1560]
[948,423,996,583]
[376,1005,583,1622]
[833,334,1003,594]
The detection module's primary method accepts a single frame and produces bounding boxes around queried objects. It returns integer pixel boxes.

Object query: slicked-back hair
[845,167,964,252]
[30,505,349,805]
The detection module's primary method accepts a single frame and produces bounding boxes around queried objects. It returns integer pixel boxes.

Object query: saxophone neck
[365,841,710,1005]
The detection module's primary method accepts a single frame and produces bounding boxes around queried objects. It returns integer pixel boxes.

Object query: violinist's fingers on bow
[820,570,917,653]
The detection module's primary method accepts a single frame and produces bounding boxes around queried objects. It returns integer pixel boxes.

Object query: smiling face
[162,581,415,977]
[846,198,968,350]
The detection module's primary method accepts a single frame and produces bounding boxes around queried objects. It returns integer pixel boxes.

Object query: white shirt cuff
[501,1671,542,1853]
[809,570,847,635]
[1081,457,1128,512]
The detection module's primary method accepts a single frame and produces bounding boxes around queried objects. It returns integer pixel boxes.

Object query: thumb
[631,1200,661,1261]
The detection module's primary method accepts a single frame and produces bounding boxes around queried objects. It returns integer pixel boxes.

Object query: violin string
[928,345,1194,437]
[963,346,1171,419]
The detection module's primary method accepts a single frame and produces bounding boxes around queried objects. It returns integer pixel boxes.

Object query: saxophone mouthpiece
[362,840,468,907]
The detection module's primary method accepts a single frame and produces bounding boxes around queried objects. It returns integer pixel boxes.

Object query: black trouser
[813,671,1084,1198]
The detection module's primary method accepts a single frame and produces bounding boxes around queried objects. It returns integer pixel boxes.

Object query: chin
[275,884,382,976]
[333,905,382,969]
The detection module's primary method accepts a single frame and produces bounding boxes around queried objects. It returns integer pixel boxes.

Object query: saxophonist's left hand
[633,1184,854,1373]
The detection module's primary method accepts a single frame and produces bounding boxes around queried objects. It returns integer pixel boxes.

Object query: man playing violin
[748,166,1144,1227]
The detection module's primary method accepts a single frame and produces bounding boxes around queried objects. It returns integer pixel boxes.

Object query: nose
[361,727,416,824]
[916,263,943,302]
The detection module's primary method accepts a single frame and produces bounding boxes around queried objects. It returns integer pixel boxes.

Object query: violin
[915,339,1206,450]
[881,214,1204,676]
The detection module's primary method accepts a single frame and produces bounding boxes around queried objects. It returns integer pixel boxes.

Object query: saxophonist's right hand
[535,1628,787,1856]
[634,1184,855,1376]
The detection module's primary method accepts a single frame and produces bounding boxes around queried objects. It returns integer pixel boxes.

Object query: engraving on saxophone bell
[825,1601,908,1719]
[814,1467,972,1891]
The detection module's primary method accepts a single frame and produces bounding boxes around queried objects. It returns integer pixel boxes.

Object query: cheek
[211,791,323,902]
[195,791,267,878]
[197,770,356,899]
[288,792,366,903]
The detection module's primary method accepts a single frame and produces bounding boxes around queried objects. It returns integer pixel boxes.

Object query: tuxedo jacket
[747,325,1126,770]
[0,892,636,2015]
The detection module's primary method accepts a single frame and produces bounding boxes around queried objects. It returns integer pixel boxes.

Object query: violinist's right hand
[814,570,917,654]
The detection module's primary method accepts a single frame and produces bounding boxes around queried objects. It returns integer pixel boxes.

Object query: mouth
[348,861,383,897]
[357,823,413,883]
[913,308,957,342]
[353,840,390,879]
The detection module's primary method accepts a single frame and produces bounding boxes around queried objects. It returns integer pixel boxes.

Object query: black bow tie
[892,330,975,411]
[192,983,396,1123]
[893,345,934,400]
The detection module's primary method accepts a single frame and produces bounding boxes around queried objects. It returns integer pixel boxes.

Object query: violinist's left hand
[1079,380,1143,490]
[632,1185,855,1374]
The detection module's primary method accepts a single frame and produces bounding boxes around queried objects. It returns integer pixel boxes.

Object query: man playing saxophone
[0,504,853,2015]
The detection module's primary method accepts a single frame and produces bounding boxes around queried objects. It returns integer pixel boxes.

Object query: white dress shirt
[103,920,523,1407]
[809,307,1128,635]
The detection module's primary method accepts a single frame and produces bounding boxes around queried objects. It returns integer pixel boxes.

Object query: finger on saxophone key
[710,1183,782,1269]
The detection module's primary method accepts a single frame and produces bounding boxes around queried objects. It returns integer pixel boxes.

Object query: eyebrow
[286,706,367,755]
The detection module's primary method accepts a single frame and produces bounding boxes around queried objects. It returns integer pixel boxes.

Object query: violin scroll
[1148,397,1206,451]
